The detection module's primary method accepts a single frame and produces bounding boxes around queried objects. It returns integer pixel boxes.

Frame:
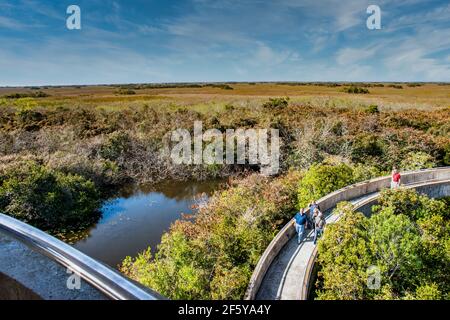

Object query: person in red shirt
[391,167,401,189]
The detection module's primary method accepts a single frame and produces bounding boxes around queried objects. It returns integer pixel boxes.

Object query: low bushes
[3,91,50,99]
[344,86,369,94]
[315,189,450,300]
[296,161,385,209]
[443,143,450,165]
[15,107,46,131]
[297,162,355,208]
[99,131,132,161]
[351,134,386,162]
[205,84,234,90]
[400,151,436,171]
[262,97,289,109]
[116,89,136,95]
[0,161,101,233]
[365,105,380,114]
[388,84,404,89]
[46,152,123,189]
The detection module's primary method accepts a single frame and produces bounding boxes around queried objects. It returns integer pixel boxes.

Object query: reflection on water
[73,179,225,268]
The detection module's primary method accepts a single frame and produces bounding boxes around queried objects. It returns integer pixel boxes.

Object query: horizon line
[1,80,449,88]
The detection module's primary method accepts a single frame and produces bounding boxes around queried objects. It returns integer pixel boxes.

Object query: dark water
[73,179,225,268]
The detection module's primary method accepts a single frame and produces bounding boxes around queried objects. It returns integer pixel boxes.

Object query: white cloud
[336,46,378,66]
[0,16,27,29]
[388,3,450,31]
[253,44,299,66]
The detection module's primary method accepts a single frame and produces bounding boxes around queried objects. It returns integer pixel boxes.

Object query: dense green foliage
[121,171,302,299]
[388,84,404,89]
[262,97,289,109]
[205,84,234,90]
[3,91,50,99]
[444,143,450,165]
[297,162,356,208]
[0,161,100,232]
[296,161,385,208]
[116,89,136,95]
[315,189,450,300]
[400,151,436,171]
[365,105,379,114]
[344,86,369,94]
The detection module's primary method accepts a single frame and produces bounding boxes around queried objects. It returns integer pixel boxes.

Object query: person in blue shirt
[294,208,307,244]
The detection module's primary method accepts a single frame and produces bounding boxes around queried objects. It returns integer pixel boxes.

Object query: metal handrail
[0,213,164,300]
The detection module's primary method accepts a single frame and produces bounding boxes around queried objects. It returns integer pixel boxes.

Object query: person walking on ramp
[294,208,307,245]
[308,201,317,229]
[391,167,401,189]
[313,209,326,245]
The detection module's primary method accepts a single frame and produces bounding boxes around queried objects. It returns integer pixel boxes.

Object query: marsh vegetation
[0,83,449,298]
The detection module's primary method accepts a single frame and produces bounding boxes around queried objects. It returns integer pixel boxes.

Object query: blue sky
[0,0,449,85]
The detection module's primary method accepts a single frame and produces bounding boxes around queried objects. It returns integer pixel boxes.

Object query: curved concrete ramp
[248,167,450,300]
[256,193,375,300]
[0,213,164,300]
[0,231,106,300]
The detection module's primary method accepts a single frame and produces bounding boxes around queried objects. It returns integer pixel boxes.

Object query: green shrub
[315,203,370,300]
[15,106,46,131]
[374,188,448,221]
[0,162,100,232]
[47,152,122,189]
[388,84,403,89]
[386,114,432,131]
[99,131,132,161]
[400,151,436,171]
[3,91,49,99]
[262,97,289,109]
[204,84,234,90]
[351,134,386,162]
[427,122,450,138]
[316,190,450,300]
[365,105,379,114]
[33,91,50,98]
[410,284,442,300]
[331,120,344,136]
[443,143,450,165]
[351,163,383,182]
[297,163,354,208]
[344,86,369,94]
[116,89,136,95]
[13,97,38,110]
